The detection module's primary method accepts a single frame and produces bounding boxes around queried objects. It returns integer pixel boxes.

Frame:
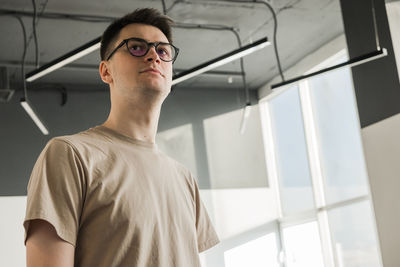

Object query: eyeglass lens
[127,39,175,61]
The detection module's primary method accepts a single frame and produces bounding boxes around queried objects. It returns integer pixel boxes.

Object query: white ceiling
[0,0,345,92]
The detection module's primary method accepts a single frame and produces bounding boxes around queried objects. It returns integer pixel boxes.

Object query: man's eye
[157,48,167,55]
[130,45,144,51]
[157,46,171,56]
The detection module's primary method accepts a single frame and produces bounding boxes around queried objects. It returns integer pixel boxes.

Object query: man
[24,8,219,267]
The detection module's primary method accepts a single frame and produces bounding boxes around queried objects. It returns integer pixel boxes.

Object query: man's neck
[102,96,163,144]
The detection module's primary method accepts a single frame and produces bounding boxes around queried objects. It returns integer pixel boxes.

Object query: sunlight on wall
[203,106,268,189]
[0,196,26,267]
[200,188,278,240]
[224,233,279,267]
[156,123,198,177]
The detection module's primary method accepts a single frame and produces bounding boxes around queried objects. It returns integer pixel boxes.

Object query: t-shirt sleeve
[24,138,86,247]
[191,175,220,253]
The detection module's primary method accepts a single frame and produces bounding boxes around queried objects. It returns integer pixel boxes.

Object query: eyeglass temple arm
[106,40,127,60]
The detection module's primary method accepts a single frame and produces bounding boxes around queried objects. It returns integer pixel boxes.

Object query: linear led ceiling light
[25,35,269,85]
[26,37,101,82]
[271,0,387,89]
[271,48,387,89]
[172,37,270,85]
[20,97,49,135]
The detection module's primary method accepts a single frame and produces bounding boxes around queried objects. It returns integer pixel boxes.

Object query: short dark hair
[100,8,174,60]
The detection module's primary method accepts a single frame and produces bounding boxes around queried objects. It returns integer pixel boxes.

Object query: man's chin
[140,84,170,96]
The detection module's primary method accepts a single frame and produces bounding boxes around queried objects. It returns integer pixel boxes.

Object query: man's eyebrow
[125,37,170,43]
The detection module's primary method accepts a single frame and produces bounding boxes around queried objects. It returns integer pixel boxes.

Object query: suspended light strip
[172,37,270,85]
[239,104,252,134]
[271,48,387,89]
[26,37,101,82]
[25,36,269,85]
[20,98,49,135]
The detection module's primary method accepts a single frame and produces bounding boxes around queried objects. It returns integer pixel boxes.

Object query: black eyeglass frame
[106,37,180,62]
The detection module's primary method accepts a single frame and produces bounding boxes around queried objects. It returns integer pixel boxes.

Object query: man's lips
[140,68,164,77]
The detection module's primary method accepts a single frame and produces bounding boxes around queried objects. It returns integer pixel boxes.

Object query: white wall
[361,113,400,267]
[200,188,278,241]
[0,191,278,267]
[0,196,27,267]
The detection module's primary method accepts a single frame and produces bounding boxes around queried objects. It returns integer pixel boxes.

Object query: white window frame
[259,49,375,267]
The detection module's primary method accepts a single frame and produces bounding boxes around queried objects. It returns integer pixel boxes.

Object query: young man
[24,8,219,267]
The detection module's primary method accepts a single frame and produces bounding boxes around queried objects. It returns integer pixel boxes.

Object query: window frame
[259,49,377,267]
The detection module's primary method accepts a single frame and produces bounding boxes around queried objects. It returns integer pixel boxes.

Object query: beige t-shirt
[24,125,219,267]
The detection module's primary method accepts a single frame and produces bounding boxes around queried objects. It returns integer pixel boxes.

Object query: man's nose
[145,46,161,62]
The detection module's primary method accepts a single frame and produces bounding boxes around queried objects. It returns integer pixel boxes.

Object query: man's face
[102,23,173,99]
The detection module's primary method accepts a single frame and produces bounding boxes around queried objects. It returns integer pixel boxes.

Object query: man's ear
[99,61,113,84]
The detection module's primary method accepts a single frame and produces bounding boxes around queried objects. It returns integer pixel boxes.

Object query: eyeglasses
[106,37,179,62]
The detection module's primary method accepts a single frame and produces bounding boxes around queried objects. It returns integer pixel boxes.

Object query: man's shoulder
[45,126,107,155]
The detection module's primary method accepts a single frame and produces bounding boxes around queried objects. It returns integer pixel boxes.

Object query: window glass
[282,221,324,267]
[308,66,369,204]
[328,201,382,267]
[268,85,315,214]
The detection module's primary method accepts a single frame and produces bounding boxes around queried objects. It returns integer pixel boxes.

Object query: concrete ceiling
[0,0,344,93]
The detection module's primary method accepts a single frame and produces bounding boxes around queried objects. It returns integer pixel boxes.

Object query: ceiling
[0,0,345,93]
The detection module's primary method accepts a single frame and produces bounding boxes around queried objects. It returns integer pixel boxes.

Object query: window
[260,49,382,267]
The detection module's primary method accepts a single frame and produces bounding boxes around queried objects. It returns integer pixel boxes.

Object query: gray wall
[340,0,400,127]
[0,84,258,196]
